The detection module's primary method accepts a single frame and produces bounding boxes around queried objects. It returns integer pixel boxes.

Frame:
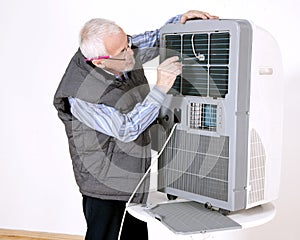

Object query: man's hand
[181,10,219,24]
[156,56,182,93]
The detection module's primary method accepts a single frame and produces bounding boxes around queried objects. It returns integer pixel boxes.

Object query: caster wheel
[167,194,178,200]
[219,209,230,215]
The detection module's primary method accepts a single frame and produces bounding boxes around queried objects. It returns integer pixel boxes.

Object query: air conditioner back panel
[155,19,283,212]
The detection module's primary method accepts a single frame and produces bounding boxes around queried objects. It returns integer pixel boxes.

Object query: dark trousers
[82,195,148,240]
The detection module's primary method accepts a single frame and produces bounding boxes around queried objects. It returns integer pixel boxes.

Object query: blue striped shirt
[69,86,166,142]
[132,14,181,63]
[69,15,181,142]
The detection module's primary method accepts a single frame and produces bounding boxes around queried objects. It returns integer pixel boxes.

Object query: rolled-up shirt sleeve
[68,86,166,143]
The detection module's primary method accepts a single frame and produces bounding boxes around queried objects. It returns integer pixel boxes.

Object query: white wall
[0,0,299,239]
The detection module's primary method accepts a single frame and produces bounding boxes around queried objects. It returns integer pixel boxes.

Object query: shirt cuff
[164,14,182,25]
[147,85,167,105]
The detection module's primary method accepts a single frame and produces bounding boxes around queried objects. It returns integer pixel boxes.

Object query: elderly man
[54,10,218,240]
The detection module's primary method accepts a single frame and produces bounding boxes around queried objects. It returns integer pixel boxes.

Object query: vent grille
[158,130,229,201]
[182,66,208,96]
[190,102,217,131]
[164,32,230,98]
[248,129,266,204]
[183,34,209,65]
[210,32,230,65]
[209,67,229,98]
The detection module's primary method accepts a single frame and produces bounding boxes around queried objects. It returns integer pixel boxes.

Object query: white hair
[79,18,122,59]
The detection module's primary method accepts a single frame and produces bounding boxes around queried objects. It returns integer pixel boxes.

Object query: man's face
[101,30,135,73]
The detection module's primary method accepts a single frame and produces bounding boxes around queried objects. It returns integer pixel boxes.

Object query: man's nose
[127,47,134,56]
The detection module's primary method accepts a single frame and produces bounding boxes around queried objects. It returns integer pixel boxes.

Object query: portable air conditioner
[155,19,283,212]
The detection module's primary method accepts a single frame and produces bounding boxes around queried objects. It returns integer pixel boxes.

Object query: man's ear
[92,59,105,68]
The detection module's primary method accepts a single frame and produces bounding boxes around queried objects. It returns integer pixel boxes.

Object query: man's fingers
[158,58,181,74]
[156,57,182,93]
[159,56,179,67]
[180,10,219,23]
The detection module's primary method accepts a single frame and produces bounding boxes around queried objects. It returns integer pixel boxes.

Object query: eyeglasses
[85,35,132,62]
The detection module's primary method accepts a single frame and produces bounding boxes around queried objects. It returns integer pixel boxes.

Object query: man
[53,10,218,240]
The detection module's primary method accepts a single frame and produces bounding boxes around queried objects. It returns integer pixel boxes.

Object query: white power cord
[117,123,178,240]
[191,34,205,61]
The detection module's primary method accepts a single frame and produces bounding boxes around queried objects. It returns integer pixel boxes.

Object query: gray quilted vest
[53,49,151,203]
